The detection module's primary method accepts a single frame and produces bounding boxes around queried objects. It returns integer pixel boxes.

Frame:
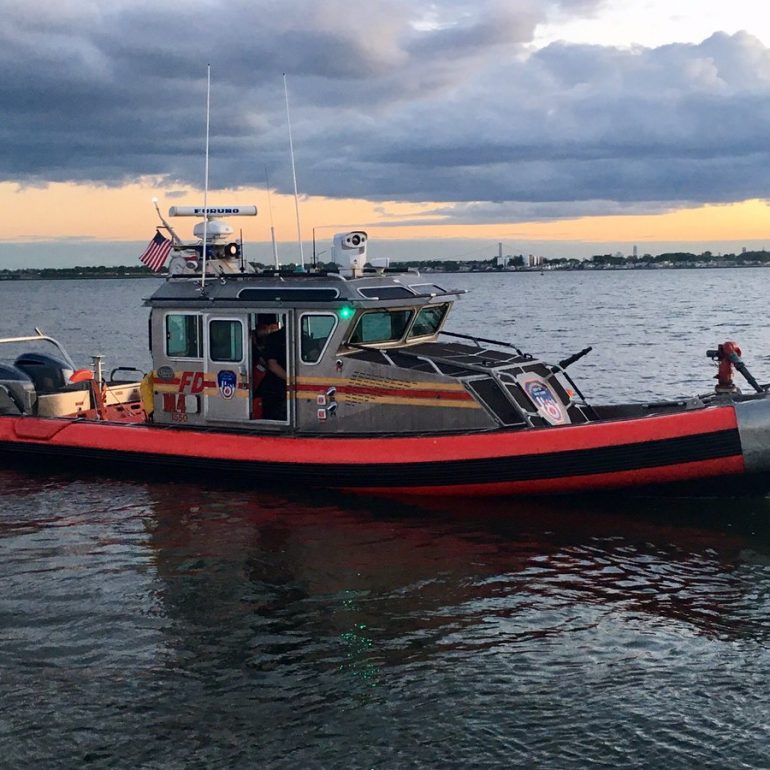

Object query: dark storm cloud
[2,0,770,221]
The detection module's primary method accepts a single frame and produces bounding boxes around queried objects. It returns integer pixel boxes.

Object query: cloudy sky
[2,0,770,266]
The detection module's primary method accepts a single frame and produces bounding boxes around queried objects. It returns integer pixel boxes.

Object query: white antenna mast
[283,73,305,271]
[265,166,279,268]
[200,64,212,288]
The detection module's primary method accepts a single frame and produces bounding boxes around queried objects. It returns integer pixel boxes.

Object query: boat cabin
[145,272,597,435]
[147,269,476,433]
[137,210,592,433]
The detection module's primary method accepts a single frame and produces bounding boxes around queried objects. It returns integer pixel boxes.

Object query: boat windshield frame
[406,302,450,341]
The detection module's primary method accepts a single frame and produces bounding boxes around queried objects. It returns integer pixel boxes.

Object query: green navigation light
[338,306,355,320]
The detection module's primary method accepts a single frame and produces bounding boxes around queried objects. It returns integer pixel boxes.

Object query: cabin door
[202,314,250,422]
[250,311,291,425]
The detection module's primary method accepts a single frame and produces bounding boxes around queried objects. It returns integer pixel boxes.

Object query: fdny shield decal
[521,377,569,425]
[217,370,237,400]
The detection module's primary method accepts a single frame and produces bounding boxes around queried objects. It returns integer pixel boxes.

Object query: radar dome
[193,219,234,242]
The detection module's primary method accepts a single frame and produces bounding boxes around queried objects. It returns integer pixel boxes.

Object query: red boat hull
[0,403,758,496]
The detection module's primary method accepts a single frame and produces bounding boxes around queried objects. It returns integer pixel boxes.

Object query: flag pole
[152,197,182,246]
[200,64,212,288]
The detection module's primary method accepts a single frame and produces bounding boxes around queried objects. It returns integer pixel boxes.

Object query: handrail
[0,331,77,370]
[441,330,527,357]
[109,366,146,383]
[349,342,536,427]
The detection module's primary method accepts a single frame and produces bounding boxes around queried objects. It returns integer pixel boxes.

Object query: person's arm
[267,358,287,381]
[264,330,287,381]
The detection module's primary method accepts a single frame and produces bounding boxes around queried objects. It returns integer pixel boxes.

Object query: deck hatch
[357,286,415,299]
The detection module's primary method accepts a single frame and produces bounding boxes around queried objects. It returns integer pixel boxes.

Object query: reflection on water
[3,469,770,767]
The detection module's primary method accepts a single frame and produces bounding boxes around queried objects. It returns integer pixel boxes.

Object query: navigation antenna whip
[200,64,212,288]
[283,74,305,271]
[265,166,279,268]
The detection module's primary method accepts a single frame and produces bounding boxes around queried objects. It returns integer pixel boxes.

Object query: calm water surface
[2,271,770,768]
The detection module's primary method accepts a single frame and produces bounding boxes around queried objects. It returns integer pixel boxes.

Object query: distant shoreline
[0,275,159,281]
[0,269,157,281]
[1,260,769,280]
[424,263,770,274]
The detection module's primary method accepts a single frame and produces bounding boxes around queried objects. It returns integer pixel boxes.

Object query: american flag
[139,231,173,272]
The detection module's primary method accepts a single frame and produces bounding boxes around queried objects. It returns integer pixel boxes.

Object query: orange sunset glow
[2,181,769,250]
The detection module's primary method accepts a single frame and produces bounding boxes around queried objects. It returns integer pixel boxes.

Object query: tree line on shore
[582,250,770,267]
[2,249,770,278]
[389,249,770,272]
[0,265,154,279]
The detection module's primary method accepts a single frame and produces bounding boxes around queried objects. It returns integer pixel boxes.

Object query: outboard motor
[0,363,36,414]
[14,353,76,394]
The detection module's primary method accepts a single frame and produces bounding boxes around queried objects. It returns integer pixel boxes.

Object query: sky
[2,0,770,267]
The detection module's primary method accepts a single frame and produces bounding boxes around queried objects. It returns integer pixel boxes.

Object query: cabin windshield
[408,303,449,339]
[349,309,413,344]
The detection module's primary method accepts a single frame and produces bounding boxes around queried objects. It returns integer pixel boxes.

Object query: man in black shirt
[258,326,287,420]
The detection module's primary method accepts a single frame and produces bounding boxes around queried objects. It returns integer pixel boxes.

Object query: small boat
[2,204,770,497]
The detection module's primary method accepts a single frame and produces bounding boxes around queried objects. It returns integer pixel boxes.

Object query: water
[2,271,770,768]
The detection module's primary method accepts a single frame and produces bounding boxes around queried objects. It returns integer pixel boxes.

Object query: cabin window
[349,309,413,344]
[408,304,449,338]
[166,314,203,358]
[300,314,338,364]
[209,319,243,362]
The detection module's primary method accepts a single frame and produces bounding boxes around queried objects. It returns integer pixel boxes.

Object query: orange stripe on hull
[0,405,738,466]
